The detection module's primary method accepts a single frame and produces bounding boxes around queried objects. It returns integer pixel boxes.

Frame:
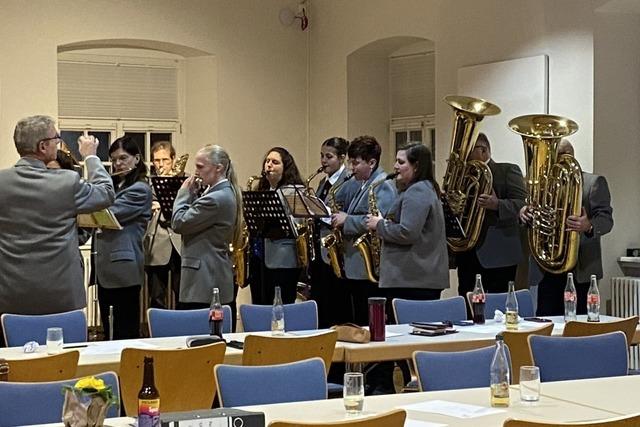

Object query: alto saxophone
[321,173,353,278]
[353,172,398,283]
[295,166,325,267]
[231,175,261,287]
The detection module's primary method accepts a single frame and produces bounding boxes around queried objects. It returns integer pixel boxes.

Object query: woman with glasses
[171,145,242,311]
[95,136,152,340]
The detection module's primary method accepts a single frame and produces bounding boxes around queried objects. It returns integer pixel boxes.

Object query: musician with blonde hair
[172,145,241,309]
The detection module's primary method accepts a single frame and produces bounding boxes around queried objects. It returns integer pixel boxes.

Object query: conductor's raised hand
[78,130,99,159]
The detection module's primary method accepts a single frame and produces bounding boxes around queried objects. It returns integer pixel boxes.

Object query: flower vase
[62,390,110,427]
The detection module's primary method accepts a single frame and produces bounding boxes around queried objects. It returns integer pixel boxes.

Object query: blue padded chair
[467,289,535,318]
[215,357,327,407]
[147,306,233,337]
[240,300,318,332]
[392,296,467,324]
[529,331,628,382]
[1,310,87,347]
[413,345,511,391]
[0,371,120,427]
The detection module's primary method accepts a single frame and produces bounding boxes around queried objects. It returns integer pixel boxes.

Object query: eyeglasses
[39,134,63,144]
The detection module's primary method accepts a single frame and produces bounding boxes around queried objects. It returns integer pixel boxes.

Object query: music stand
[441,197,466,239]
[279,185,330,219]
[242,191,297,240]
[151,176,187,221]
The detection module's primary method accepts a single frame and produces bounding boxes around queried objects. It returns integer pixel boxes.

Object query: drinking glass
[519,366,540,402]
[46,327,64,354]
[343,372,364,415]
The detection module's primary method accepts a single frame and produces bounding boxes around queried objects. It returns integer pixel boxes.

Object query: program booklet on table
[160,408,264,427]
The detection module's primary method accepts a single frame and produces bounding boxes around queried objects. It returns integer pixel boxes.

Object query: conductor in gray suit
[0,115,114,318]
[332,136,396,325]
[456,133,527,297]
[524,140,614,315]
[172,145,241,310]
[96,137,152,339]
[366,143,449,302]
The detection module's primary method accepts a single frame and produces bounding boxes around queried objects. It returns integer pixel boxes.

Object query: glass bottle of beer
[471,274,486,324]
[138,356,160,427]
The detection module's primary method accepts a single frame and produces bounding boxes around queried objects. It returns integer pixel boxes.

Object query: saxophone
[231,175,261,287]
[509,114,582,273]
[353,172,398,283]
[442,95,501,252]
[321,173,353,278]
[295,166,325,267]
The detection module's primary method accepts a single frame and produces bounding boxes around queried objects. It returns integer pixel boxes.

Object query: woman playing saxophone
[309,137,353,328]
[365,143,449,304]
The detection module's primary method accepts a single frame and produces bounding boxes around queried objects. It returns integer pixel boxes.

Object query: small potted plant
[62,376,118,427]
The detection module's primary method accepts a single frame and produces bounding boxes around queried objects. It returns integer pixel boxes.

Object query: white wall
[594,11,640,306]
[0,0,308,184]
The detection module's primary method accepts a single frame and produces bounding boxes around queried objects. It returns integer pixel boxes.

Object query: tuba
[321,173,353,278]
[295,166,325,267]
[509,115,581,273]
[442,95,501,252]
[353,172,397,283]
[231,175,261,288]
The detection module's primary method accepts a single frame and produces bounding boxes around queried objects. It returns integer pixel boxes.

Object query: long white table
[0,315,635,376]
[39,376,640,427]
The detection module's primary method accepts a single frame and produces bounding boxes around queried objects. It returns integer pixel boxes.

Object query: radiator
[611,276,640,369]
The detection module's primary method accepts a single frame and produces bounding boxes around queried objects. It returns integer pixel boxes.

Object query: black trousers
[146,246,181,309]
[347,279,384,326]
[310,258,352,328]
[249,257,301,305]
[97,284,141,340]
[457,250,518,295]
[536,272,589,316]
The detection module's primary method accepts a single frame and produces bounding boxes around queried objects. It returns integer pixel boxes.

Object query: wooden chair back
[119,342,226,416]
[562,316,638,347]
[268,409,406,427]
[502,323,553,383]
[242,330,337,374]
[6,350,79,382]
[503,413,640,426]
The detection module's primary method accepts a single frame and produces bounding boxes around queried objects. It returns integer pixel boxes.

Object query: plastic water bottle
[587,274,600,322]
[271,286,285,335]
[209,288,224,338]
[505,281,518,330]
[490,334,510,407]
[564,273,577,322]
[471,274,486,324]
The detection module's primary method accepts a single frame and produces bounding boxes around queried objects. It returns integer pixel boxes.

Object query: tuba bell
[442,95,501,252]
[353,172,397,283]
[509,114,581,273]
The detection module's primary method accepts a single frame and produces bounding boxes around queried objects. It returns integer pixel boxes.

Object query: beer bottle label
[138,398,160,427]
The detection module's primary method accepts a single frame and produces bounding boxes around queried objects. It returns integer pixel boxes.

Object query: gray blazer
[315,168,351,265]
[529,172,614,284]
[338,168,397,281]
[172,180,237,304]
[377,180,449,290]
[96,180,152,289]
[475,160,527,268]
[0,156,114,315]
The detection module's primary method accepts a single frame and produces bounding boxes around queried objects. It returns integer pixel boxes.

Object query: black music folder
[151,176,187,221]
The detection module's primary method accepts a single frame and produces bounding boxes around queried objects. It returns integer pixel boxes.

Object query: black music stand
[279,185,331,219]
[242,191,296,239]
[151,176,187,221]
[441,197,466,239]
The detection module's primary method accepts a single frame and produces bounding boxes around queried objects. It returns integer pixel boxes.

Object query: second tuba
[442,95,501,252]
[509,114,581,274]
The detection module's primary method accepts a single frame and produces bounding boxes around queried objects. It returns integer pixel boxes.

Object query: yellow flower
[74,376,106,391]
